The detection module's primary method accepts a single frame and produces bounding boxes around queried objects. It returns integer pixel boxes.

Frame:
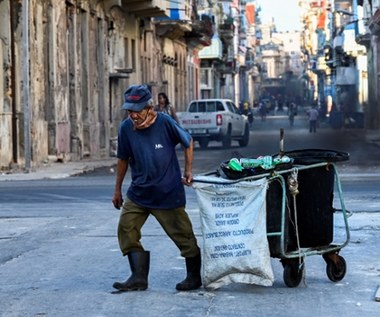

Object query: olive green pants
[117,198,199,258]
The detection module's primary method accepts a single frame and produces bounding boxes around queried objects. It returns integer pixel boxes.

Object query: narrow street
[1,2,379,315]
[191,108,380,172]
[0,113,379,317]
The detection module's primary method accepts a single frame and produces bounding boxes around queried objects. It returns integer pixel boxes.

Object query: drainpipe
[22,0,31,170]
[10,0,18,164]
[233,9,240,106]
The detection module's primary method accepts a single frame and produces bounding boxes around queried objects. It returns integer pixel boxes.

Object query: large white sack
[193,176,274,290]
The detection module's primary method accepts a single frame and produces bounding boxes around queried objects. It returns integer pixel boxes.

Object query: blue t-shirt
[117,113,192,209]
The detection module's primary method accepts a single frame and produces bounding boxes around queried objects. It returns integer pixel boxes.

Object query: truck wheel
[222,127,232,148]
[198,139,209,149]
[239,124,250,147]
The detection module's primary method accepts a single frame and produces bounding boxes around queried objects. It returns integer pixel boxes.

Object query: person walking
[242,101,254,129]
[308,105,319,133]
[154,92,180,124]
[258,102,266,121]
[112,84,201,292]
[288,102,296,127]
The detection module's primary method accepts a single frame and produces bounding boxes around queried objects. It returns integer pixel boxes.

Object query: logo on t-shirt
[155,144,163,149]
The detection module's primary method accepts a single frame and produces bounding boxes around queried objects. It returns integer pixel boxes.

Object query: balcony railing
[122,0,169,18]
[218,17,234,43]
[184,15,214,50]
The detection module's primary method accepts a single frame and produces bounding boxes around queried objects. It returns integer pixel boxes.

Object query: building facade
[299,0,380,139]
[3,0,327,171]
[0,0,212,170]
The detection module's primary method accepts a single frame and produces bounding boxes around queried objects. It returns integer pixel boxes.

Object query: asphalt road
[0,112,379,317]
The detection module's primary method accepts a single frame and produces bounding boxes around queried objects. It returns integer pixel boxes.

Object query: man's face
[128,108,149,125]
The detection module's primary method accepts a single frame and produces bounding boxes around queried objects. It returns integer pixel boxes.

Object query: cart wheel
[283,262,304,288]
[326,255,346,282]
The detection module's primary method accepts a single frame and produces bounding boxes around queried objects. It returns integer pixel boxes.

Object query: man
[308,105,319,133]
[288,102,296,127]
[112,84,201,292]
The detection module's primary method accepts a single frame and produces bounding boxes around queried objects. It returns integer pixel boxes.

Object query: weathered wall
[107,6,140,133]
[0,0,197,169]
[30,0,50,163]
[0,0,12,169]
[155,38,188,112]
[173,41,187,111]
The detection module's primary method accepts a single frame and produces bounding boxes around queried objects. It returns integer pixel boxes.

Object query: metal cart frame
[195,161,350,287]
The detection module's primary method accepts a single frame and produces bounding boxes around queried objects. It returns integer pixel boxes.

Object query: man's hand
[182,139,193,187]
[181,171,193,186]
[112,159,128,209]
[112,191,124,209]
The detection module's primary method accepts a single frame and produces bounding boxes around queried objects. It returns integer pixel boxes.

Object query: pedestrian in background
[307,105,319,133]
[154,92,180,124]
[288,102,297,127]
[242,101,254,129]
[112,84,202,292]
[259,102,266,121]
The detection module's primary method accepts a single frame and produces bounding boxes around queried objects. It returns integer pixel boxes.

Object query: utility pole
[22,0,31,170]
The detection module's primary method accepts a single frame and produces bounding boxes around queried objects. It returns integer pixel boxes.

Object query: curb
[0,159,117,182]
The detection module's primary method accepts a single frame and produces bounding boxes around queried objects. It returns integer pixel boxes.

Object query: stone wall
[0,0,200,170]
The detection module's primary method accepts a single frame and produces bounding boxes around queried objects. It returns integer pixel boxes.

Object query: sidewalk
[0,158,117,182]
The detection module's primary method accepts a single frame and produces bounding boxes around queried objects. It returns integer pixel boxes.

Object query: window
[198,102,206,112]
[189,103,198,112]
[200,68,213,89]
[131,39,136,70]
[226,101,239,114]
[217,102,224,111]
[124,37,129,68]
[206,102,216,112]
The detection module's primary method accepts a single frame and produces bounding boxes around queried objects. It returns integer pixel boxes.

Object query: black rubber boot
[176,251,202,291]
[113,250,150,291]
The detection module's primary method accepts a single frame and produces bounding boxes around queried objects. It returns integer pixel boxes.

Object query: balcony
[154,2,196,41]
[368,9,380,36]
[218,17,234,44]
[199,35,223,60]
[356,32,371,48]
[154,19,192,40]
[215,61,236,74]
[184,15,214,50]
[122,0,169,18]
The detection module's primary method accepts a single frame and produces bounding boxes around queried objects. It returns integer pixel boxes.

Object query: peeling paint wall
[107,7,140,132]
[0,0,195,169]
[155,38,188,112]
[0,0,13,169]
[30,0,50,163]
[0,0,115,169]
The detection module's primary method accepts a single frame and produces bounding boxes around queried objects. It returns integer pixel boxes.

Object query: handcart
[194,149,351,288]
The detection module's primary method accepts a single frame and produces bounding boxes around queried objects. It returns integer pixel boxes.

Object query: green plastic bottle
[228,158,243,171]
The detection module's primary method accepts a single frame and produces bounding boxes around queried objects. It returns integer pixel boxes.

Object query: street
[0,113,380,317]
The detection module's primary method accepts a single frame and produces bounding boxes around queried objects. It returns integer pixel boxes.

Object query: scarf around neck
[132,107,158,130]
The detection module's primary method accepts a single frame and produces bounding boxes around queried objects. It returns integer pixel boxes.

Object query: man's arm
[182,138,193,186]
[112,158,128,209]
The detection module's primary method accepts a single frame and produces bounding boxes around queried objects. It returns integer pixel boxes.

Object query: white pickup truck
[177,99,250,149]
